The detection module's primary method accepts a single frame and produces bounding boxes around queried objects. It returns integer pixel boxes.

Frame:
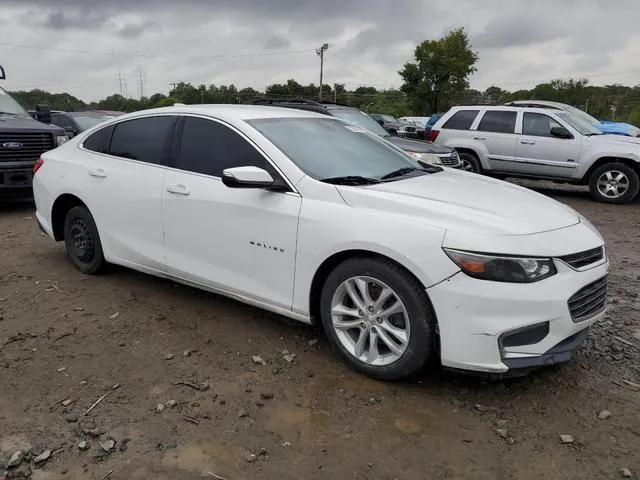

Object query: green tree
[399,27,478,114]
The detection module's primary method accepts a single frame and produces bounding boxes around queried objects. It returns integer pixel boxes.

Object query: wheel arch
[51,193,88,241]
[580,156,640,185]
[308,249,430,326]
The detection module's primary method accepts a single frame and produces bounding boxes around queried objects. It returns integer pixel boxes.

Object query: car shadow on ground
[0,199,35,213]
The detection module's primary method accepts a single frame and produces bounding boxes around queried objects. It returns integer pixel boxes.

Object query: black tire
[63,206,106,275]
[320,256,436,381]
[588,163,640,204]
[458,151,482,173]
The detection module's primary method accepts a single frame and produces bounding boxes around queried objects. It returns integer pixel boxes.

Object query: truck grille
[438,150,460,166]
[0,133,55,162]
[558,246,605,269]
[567,276,608,322]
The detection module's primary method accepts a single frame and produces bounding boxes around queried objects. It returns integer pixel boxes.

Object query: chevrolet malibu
[33,105,609,380]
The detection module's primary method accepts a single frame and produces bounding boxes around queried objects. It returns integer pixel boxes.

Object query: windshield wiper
[380,165,441,180]
[586,132,603,136]
[321,175,381,186]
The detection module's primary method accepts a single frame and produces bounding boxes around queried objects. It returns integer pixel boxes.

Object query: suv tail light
[427,129,440,142]
[33,157,44,174]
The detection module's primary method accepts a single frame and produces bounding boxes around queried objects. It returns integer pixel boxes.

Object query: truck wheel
[588,163,640,204]
[320,256,436,381]
[458,152,481,173]
[63,206,106,274]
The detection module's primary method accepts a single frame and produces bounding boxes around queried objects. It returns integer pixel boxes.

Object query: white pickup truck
[430,105,640,204]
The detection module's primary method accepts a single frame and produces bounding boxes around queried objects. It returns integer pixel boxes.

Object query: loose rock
[308,339,318,346]
[7,450,24,468]
[598,409,612,420]
[156,403,165,413]
[559,434,574,444]
[182,350,191,357]
[165,400,177,409]
[62,399,73,407]
[245,453,257,463]
[33,450,51,465]
[165,353,174,360]
[78,441,89,451]
[100,439,115,453]
[252,356,266,366]
[474,404,488,413]
[260,393,274,400]
[495,428,509,439]
[283,354,295,363]
[621,468,632,478]
[238,409,248,418]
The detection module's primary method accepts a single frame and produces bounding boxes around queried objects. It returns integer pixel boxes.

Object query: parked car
[398,116,429,140]
[245,99,462,168]
[370,114,407,136]
[425,114,442,134]
[431,105,640,203]
[49,111,124,138]
[33,104,608,380]
[505,100,640,137]
[0,65,67,199]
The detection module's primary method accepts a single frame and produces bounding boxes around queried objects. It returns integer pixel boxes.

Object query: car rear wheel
[588,163,640,204]
[320,257,435,380]
[458,152,481,173]
[63,206,106,274]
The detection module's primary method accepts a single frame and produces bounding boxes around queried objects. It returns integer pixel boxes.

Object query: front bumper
[0,163,35,197]
[427,259,608,374]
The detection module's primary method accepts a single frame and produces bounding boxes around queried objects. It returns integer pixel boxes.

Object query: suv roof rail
[244,97,324,106]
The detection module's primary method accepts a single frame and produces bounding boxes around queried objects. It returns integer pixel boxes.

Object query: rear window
[83,125,114,154]
[477,111,517,134]
[442,110,479,130]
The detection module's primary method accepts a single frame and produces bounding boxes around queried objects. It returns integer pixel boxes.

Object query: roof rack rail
[244,97,323,106]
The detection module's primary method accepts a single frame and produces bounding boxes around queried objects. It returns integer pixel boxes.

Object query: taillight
[427,129,440,142]
[33,157,44,174]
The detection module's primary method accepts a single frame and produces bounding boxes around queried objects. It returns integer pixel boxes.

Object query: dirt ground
[0,183,639,480]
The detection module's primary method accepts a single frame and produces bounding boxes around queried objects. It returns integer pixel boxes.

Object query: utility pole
[334,83,337,103]
[137,64,146,99]
[316,43,328,101]
[116,71,125,96]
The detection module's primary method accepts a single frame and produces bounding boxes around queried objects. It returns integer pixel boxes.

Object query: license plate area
[0,170,33,187]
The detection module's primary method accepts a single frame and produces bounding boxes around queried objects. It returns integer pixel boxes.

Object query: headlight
[56,135,69,146]
[405,151,443,165]
[443,249,557,283]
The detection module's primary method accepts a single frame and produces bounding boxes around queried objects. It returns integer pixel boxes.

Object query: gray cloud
[1,0,639,101]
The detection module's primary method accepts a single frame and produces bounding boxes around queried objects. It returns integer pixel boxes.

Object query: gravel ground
[0,183,639,480]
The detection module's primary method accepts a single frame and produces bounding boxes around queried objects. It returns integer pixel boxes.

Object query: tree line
[7,28,640,125]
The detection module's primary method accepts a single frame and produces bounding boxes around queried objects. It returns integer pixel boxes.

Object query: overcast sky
[1,0,639,101]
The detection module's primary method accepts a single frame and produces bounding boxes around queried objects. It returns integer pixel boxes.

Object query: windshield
[72,114,114,130]
[248,117,429,181]
[563,105,600,126]
[0,87,29,117]
[329,109,390,137]
[380,115,397,123]
[557,112,603,136]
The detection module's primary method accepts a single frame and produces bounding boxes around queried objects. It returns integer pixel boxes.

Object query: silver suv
[430,105,640,204]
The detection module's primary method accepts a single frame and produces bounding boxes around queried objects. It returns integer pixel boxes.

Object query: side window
[82,125,114,154]
[108,116,175,165]
[442,110,479,130]
[52,114,70,129]
[477,111,517,134]
[178,117,266,177]
[522,113,563,137]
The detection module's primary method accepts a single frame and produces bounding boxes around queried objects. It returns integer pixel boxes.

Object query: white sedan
[33,105,609,380]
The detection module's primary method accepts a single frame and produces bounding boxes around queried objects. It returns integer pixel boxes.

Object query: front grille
[439,150,460,166]
[0,132,55,162]
[568,276,608,322]
[558,246,604,269]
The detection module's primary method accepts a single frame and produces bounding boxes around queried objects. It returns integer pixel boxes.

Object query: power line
[0,42,313,59]
[327,51,397,87]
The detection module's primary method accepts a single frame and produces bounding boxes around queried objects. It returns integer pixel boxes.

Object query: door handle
[166,184,190,196]
[473,136,487,141]
[520,140,536,145]
[88,168,106,178]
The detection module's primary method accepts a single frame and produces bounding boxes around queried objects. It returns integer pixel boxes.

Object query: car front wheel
[458,152,481,173]
[320,257,436,380]
[63,206,106,274]
[588,163,640,204]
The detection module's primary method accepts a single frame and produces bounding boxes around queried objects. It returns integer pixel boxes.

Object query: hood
[598,121,640,137]
[386,136,453,154]
[587,134,640,147]
[0,115,65,134]
[337,170,580,235]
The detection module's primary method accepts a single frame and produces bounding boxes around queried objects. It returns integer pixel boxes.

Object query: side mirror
[550,126,573,139]
[376,119,385,126]
[221,166,275,189]
[64,127,78,138]
[35,104,51,124]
